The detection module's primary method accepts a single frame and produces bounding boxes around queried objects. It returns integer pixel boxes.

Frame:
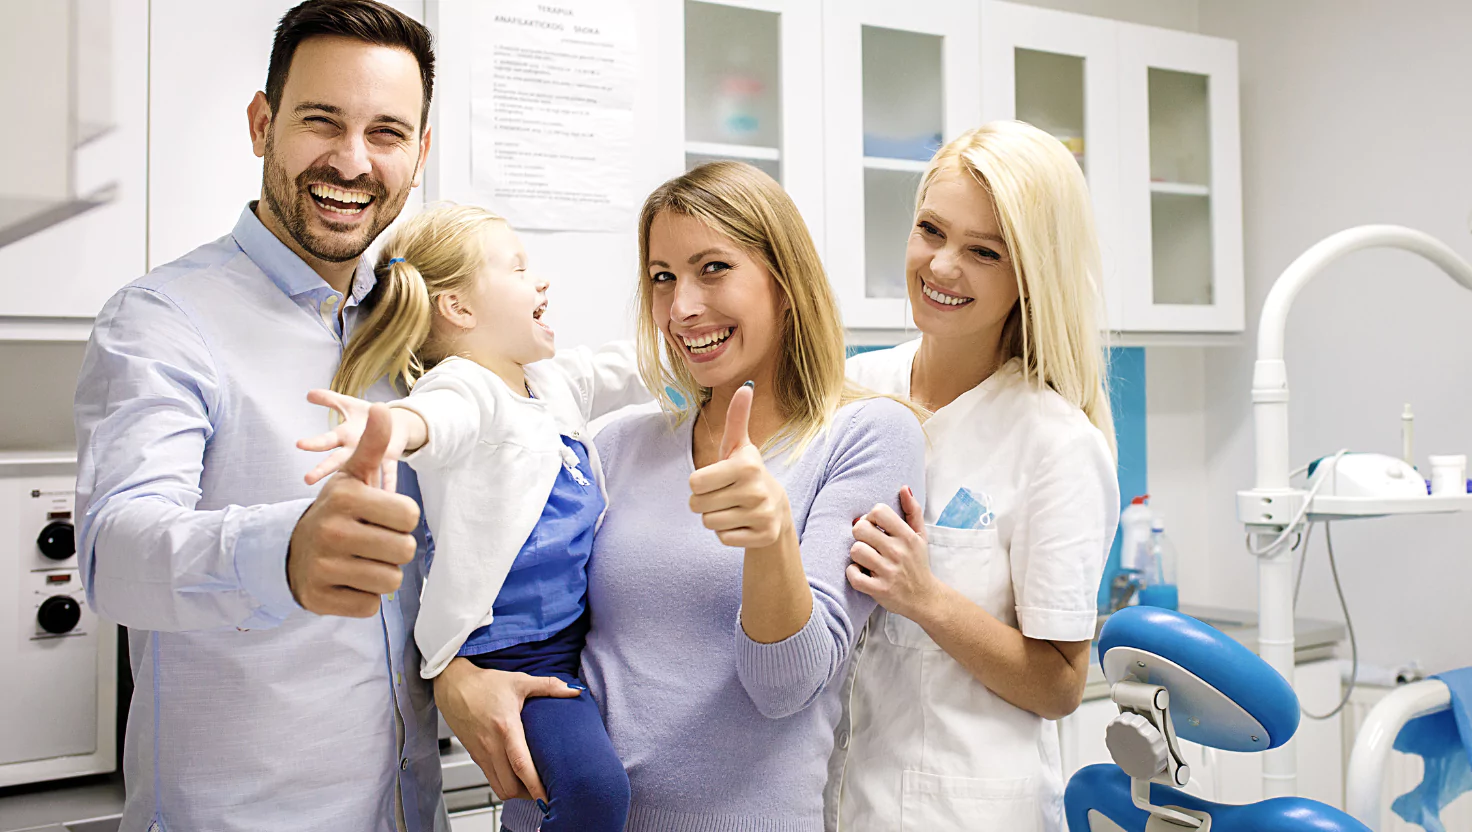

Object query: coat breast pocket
[884,526,1001,650]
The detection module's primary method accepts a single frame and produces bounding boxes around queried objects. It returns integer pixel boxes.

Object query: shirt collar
[232,202,377,305]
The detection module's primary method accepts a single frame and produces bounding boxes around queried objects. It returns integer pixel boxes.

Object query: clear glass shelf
[1150,181,1211,197]
[685,141,780,162]
[863,156,928,173]
[685,150,780,182]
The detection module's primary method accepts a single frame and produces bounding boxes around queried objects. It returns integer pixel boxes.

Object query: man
[75,2,472,829]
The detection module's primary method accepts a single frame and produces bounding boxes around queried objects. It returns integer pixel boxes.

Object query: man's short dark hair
[265,0,435,132]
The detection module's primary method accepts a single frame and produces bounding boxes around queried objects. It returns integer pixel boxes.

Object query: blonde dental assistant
[828,122,1120,832]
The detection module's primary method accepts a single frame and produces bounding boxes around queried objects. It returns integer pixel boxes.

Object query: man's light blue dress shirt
[75,204,444,832]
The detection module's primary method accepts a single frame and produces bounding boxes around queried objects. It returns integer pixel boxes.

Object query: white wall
[1190,0,1472,675]
[1144,346,1213,602]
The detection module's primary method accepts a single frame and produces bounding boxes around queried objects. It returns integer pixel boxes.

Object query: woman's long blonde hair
[636,161,906,454]
[919,121,1116,457]
[333,204,505,398]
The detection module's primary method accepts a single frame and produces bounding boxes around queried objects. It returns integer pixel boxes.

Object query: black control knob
[37,521,75,561]
[38,595,82,635]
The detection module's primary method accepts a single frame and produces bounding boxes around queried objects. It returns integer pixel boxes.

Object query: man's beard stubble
[261,132,410,264]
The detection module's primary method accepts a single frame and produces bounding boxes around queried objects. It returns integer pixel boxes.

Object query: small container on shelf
[1428,454,1469,496]
[1137,519,1179,611]
[714,48,764,143]
[1052,133,1084,169]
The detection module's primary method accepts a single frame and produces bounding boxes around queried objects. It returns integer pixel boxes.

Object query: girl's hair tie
[388,257,406,265]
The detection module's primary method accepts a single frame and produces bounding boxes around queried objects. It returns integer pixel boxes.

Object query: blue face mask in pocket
[936,487,994,530]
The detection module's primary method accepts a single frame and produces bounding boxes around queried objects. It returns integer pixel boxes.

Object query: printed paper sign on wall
[471,1,637,232]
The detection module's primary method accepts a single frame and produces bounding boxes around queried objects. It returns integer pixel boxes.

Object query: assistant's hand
[688,383,793,549]
[847,485,940,621]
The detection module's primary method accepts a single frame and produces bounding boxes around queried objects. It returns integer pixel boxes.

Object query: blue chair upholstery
[1066,607,1371,831]
[1066,765,1373,831]
[1097,606,1299,751]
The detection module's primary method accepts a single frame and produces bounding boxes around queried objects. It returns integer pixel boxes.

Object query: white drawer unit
[0,453,117,787]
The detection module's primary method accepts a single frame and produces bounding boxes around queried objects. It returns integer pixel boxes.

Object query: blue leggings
[465,612,629,831]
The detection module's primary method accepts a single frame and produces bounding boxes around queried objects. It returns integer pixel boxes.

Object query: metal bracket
[1111,680,1203,829]
[1112,680,1191,789]
[1237,488,1307,529]
[1132,779,1209,829]
[1141,796,1212,832]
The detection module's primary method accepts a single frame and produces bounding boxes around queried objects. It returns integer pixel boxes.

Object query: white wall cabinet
[822,0,982,330]
[1116,21,1243,333]
[981,1,1243,334]
[0,0,1242,341]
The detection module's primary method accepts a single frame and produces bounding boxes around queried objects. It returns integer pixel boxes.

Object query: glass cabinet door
[981,1,1122,329]
[1117,24,1243,332]
[682,0,824,251]
[823,0,981,330]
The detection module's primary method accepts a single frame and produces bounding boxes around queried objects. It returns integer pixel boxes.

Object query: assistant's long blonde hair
[919,121,1116,457]
[636,161,908,454]
[333,204,506,398]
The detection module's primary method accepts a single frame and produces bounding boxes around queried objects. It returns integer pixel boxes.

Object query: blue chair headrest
[1098,607,1300,751]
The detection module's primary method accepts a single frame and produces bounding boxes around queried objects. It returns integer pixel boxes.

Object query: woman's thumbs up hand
[688,382,793,550]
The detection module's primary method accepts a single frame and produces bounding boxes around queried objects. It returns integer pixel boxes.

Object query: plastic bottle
[1118,495,1153,573]
[1138,520,1179,611]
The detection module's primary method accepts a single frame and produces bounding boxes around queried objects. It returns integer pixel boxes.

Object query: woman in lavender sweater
[463,160,926,831]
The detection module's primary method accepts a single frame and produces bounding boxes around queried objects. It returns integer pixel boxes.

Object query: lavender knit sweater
[501,397,926,831]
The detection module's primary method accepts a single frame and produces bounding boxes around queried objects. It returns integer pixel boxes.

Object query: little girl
[297,204,647,830]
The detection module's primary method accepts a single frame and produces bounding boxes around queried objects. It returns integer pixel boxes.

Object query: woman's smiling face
[906,167,1021,343]
[646,210,787,392]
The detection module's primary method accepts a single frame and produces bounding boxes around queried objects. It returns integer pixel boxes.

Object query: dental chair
[1066,606,1371,831]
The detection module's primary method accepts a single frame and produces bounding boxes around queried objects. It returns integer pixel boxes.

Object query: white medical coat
[828,339,1119,831]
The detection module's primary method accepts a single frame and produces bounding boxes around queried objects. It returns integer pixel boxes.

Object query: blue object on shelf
[862,132,943,162]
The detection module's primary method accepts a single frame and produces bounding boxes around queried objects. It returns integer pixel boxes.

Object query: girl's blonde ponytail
[332,204,507,398]
[333,257,433,398]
